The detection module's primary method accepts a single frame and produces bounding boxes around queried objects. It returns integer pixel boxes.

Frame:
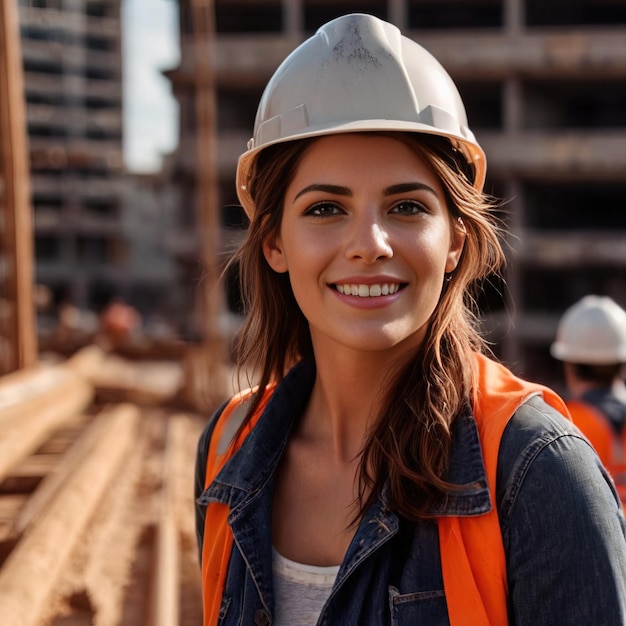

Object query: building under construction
[1,6,207,623]
[166,0,626,390]
[17,0,126,315]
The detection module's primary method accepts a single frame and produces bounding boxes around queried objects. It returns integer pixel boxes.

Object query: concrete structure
[17,0,127,316]
[120,171,180,333]
[167,0,626,389]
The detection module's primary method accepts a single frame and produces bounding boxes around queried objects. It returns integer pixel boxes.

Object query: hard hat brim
[551,295,626,364]
[550,342,626,365]
[236,122,486,220]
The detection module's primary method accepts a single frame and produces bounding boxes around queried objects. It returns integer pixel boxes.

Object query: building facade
[167,0,626,389]
[17,0,127,318]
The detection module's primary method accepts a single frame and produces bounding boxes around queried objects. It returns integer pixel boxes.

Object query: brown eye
[305,202,343,217]
[390,200,428,216]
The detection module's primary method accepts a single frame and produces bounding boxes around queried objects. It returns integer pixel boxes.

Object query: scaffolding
[168,0,626,391]
[0,0,36,374]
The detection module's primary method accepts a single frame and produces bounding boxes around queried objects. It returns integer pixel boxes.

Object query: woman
[195,14,626,626]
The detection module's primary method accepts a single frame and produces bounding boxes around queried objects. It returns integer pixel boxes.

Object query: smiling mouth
[334,283,403,297]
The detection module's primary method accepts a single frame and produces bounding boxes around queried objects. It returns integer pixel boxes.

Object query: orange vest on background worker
[201,353,569,626]
[567,400,626,502]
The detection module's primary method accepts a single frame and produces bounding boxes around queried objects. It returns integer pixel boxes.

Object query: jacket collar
[203,360,315,512]
[204,359,492,518]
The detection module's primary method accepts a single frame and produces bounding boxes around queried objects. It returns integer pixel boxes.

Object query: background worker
[551,294,626,501]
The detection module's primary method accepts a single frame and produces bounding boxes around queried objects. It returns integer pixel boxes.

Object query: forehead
[291,133,443,190]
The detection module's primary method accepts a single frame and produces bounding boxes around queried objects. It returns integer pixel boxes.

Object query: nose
[344,212,393,264]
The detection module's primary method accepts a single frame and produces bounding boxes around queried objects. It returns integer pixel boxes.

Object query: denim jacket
[196,360,626,625]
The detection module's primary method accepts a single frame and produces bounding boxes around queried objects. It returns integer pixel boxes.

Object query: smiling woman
[263,134,464,357]
[194,13,626,626]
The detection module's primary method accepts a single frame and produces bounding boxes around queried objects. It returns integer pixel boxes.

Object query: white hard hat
[236,13,486,219]
[551,295,626,364]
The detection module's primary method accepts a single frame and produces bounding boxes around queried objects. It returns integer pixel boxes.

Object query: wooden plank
[152,418,185,626]
[152,414,206,626]
[11,414,110,535]
[0,495,27,522]
[63,344,107,379]
[0,366,93,482]
[0,495,27,542]
[5,454,61,478]
[185,0,230,412]
[35,421,90,455]
[79,413,153,626]
[0,0,37,372]
[0,365,91,424]
[192,0,223,347]
[0,403,140,626]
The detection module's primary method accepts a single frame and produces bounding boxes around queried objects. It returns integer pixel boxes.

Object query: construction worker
[551,295,626,501]
[97,296,141,352]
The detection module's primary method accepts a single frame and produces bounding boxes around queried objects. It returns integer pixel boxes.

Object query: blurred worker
[551,295,626,501]
[98,297,141,351]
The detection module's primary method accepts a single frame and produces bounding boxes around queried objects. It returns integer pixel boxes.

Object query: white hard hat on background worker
[236,12,486,219]
[551,295,626,504]
[551,295,626,365]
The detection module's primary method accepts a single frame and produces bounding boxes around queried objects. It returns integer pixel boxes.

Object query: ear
[262,234,289,273]
[445,217,466,273]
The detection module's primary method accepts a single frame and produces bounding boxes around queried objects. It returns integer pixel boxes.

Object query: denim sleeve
[194,401,228,565]
[498,396,626,625]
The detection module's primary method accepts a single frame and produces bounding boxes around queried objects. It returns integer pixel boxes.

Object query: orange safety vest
[567,399,626,502]
[201,353,569,626]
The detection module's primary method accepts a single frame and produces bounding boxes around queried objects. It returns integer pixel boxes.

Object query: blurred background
[1,1,626,623]
[2,0,626,391]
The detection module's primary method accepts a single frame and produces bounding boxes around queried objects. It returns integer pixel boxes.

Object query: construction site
[1,0,626,624]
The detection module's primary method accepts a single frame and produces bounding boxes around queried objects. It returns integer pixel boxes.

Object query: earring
[444,273,453,283]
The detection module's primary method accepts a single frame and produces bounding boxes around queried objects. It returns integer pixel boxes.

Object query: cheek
[281,235,334,311]
[283,228,333,271]
[411,227,452,274]
[286,264,322,323]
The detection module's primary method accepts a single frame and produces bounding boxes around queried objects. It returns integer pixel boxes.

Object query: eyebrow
[293,184,352,201]
[383,182,438,197]
[292,181,438,202]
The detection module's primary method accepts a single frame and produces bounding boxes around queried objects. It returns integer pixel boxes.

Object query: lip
[330,275,405,285]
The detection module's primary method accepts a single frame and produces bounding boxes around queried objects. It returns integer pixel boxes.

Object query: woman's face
[263,134,466,359]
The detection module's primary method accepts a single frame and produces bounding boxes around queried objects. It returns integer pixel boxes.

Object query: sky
[121,0,180,173]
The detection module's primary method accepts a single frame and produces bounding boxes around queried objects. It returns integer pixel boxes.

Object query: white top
[272,547,340,626]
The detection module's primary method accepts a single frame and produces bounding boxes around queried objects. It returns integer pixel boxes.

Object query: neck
[565,364,625,400]
[302,346,410,463]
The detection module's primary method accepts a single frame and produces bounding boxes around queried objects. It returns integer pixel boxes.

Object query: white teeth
[336,283,400,297]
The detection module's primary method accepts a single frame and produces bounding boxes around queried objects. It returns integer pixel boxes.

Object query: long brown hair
[231,132,506,521]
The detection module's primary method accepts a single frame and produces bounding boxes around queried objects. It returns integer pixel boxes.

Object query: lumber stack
[0,354,205,626]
